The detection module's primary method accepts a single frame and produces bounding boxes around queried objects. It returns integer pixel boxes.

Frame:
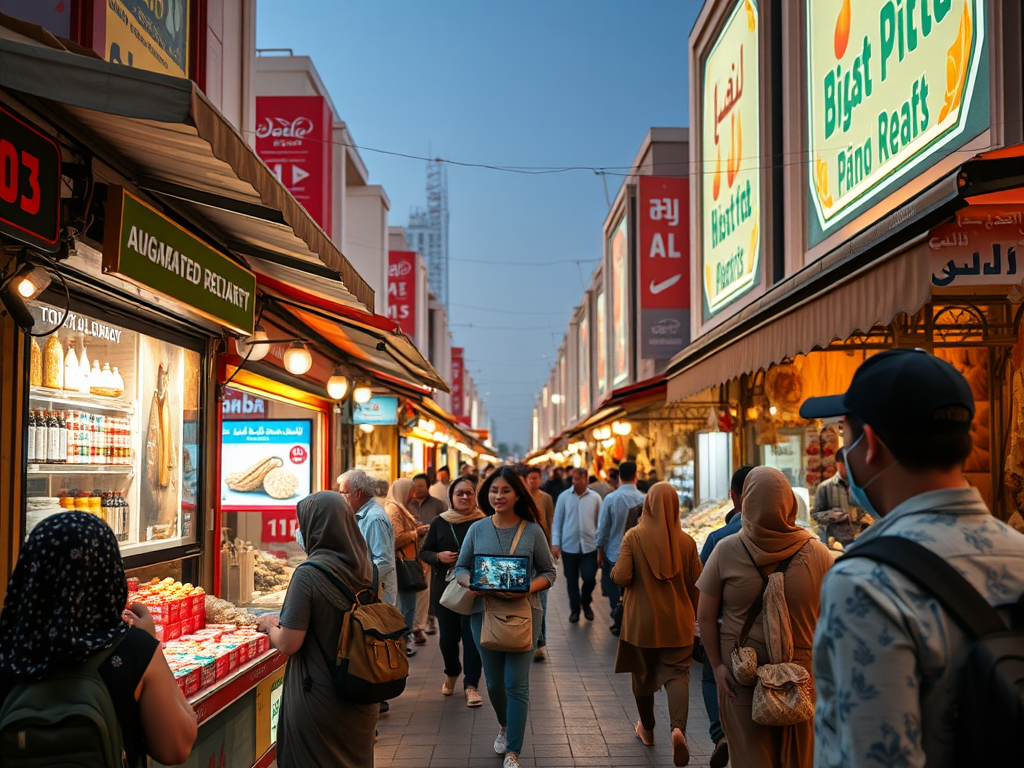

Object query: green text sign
[103,187,256,334]
[806,0,988,239]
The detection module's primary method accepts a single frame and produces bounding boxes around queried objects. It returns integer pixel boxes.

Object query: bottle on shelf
[64,341,79,393]
[42,335,63,390]
[118,491,130,542]
[57,411,67,464]
[112,367,124,397]
[27,409,35,464]
[29,338,42,388]
[34,410,47,463]
[66,411,77,465]
[47,410,61,464]
[77,339,90,395]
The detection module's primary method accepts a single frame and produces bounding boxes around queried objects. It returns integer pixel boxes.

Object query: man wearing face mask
[801,349,1024,768]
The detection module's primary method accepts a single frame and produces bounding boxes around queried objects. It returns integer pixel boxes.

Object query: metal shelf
[29,387,133,414]
[28,463,135,475]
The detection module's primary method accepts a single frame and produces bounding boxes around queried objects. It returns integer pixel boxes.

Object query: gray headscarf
[296,491,373,608]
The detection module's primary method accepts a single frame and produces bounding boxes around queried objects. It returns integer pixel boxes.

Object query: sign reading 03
[701,0,761,317]
[806,0,988,240]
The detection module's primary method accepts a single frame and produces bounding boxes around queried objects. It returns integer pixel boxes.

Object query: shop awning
[0,35,374,313]
[260,277,449,394]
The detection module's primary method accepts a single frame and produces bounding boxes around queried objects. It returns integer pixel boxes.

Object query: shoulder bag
[439,521,477,615]
[396,551,427,592]
[480,520,534,653]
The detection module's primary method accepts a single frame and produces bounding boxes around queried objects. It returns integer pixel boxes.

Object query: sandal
[441,675,458,696]
[634,720,655,746]
[671,728,690,766]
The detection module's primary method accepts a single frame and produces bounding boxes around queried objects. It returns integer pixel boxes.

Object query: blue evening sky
[256,0,702,450]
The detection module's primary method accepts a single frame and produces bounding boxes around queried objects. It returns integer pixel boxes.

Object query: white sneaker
[493,727,508,755]
[502,754,520,768]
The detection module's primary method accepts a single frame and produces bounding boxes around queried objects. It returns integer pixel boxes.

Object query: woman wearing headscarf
[611,482,703,767]
[257,491,378,767]
[421,475,487,706]
[696,467,833,768]
[0,513,197,767]
[385,477,430,647]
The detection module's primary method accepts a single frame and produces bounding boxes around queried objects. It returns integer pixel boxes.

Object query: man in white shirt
[551,467,602,623]
[429,465,450,502]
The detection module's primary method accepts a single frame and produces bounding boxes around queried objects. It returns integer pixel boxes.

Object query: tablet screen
[470,555,530,593]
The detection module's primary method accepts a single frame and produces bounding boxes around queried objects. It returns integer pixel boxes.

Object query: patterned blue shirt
[813,487,1024,768]
[595,484,646,563]
[355,499,397,607]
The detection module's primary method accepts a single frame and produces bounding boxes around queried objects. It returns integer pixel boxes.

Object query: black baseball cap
[799,349,974,433]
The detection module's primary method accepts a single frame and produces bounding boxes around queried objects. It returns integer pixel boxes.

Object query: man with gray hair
[338,469,397,608]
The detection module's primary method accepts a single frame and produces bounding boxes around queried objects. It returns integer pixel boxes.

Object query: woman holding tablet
[456,467,556,768]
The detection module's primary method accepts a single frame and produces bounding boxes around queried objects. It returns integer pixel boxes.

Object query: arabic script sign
[639,176,690,359]
[928,208,1024,288]
[807,0,988,241]
[701,0,761,317]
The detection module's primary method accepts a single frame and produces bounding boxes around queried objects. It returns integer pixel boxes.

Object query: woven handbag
[752,661,814,726]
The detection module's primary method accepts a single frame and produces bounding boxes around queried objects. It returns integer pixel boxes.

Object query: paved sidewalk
[375,565,720,768]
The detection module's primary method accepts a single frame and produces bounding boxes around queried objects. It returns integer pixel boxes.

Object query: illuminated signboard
[609,217,629,385]
[701,0,761,316]
[577,311,589,418]
[806,0,988,241]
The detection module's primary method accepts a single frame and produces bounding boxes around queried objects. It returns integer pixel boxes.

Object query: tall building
[406,159,449,308]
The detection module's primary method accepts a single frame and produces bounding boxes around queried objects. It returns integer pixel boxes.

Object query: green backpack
[0,637,128,768]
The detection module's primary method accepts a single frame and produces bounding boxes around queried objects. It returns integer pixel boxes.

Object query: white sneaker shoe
[502,754,520,768]
[493,728,508,755]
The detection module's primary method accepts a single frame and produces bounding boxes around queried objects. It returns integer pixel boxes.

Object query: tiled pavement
[375,565,721,768]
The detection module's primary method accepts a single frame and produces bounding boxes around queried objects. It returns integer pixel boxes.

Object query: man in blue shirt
[551,468,602,623]
[339,468,396,607]
[698,464,754,768]
[595,461,645,618]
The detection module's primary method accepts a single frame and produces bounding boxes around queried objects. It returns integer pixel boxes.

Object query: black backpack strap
[838,536,1007,638]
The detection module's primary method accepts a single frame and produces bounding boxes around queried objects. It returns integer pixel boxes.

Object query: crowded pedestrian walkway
[373,560,719,768]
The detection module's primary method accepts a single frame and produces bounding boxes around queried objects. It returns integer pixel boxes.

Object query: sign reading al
[103,187,255,335]
[807,0,988,239]
[701,0,761,316]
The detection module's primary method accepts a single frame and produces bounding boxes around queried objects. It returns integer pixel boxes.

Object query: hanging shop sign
[387,251,418,338]
[102,0,189,79]
[0,104,61,251]
[255,96,334,236]
[639,175,690,359]
[103,187,256,335]
[608,217,630,386]
[353,395,399,425]
[701,0,761,317]
[807,0,988,242]
[451,346,465,416]
[577,311,590,418]
[928,208,1024,287]
[221,419,312,510]
[596,288,607,395]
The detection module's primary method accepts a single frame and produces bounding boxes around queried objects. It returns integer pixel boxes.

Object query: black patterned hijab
[0,512,129,681]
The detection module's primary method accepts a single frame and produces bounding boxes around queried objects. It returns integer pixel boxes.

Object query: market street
[375,564,718,768]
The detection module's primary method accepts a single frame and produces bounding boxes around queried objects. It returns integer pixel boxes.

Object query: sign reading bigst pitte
[807,0,988,241]
[701,0,761,318]
[103,187,256,335]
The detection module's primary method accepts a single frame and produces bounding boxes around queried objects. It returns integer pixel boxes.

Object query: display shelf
[29,387,133,413]
[28,463,134,475]
[187,649,284,726]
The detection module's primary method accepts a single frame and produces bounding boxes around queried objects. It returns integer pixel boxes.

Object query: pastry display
[224,456,284,492]
[262,467,299,499]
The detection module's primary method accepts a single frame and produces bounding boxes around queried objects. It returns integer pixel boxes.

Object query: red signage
[255,96,333,237]
[261,510,299,543]
[387,251,417,337]
[0,104,61,251]
[451,347,471,426]
[638,176,690,360]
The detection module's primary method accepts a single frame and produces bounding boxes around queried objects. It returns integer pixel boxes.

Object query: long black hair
[478,466,540,524]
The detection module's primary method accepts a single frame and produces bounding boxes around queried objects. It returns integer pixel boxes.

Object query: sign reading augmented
[701,0,761,316]
[103,187,256,335]
[806,0,988,240]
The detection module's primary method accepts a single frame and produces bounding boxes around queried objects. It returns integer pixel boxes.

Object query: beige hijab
[385,478,419,529]
[739,466,812,567]
[440,478,487,525]
[634,482,685,580]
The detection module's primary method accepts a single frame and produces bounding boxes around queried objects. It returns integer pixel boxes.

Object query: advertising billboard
[701,0,761,317]
[103,0,189,79]
[353,396,400,425]
[387,251,418,338]
[806,0,988,242]
[256,96,334,236]
[221,420,312,510]
[639,176,690,359]
[577,312,589,418]
[596,289,607,395]
[609,217,630,386]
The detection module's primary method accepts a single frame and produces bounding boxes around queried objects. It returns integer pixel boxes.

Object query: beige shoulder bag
[480,520,534,653]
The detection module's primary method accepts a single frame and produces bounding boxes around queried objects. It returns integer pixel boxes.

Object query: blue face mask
[844,431,892,517]
[294,528,305,552]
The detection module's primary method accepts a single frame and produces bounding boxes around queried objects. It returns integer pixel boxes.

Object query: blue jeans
[701,657,724,744]
[538,591,548,645]
[560,550,598,614]
[601,560,621,615]
[471,613,534,755]
[398,589,418,634]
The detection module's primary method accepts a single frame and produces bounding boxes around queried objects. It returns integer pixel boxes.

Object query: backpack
[840,536,1024,765]
[300,561,409,704]
[0,636,128,768]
